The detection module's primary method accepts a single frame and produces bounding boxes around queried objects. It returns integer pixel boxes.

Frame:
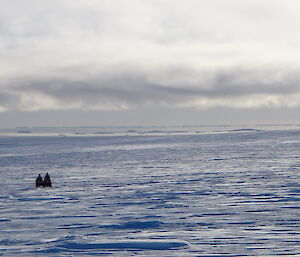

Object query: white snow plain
[0,127,300,256]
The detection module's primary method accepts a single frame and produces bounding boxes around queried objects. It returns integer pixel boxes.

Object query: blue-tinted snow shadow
[57,241,187,251]
[100,220,164,230]
[56,220,164,231]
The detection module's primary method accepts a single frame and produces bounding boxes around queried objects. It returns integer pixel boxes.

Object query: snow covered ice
[0,127,300,256]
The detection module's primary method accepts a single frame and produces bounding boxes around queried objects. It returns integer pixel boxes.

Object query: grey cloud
[1,66,300,111]
[0,91,19,111]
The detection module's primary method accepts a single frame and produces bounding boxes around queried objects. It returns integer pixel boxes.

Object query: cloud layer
[1,0,300,112]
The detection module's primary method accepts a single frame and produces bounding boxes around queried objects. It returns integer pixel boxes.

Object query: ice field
[0,127,300,256]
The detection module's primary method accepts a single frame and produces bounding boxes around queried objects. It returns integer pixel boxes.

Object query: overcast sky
[1,0,300,127]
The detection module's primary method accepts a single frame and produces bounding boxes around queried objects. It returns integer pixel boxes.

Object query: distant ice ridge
[1,123,299,136]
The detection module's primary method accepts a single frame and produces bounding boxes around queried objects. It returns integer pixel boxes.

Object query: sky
[1,0,300,127]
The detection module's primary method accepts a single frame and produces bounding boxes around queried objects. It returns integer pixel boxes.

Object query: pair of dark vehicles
[36,172,52,187]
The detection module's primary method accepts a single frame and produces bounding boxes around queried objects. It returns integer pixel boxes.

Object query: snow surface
[0,128,300,256]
